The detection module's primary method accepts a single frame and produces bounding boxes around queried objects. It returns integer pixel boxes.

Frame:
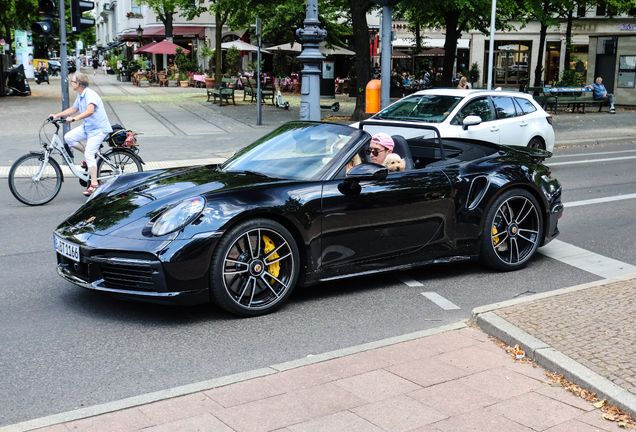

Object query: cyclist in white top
[49,72,113,196]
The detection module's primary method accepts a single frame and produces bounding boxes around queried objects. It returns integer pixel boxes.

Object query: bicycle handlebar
[47,117,74,124]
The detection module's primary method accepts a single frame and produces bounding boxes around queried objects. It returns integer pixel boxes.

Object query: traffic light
[71,0,95,34]
[32,0,56,40]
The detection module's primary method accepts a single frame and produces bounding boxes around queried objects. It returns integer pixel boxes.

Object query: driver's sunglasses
[366,148,387,156]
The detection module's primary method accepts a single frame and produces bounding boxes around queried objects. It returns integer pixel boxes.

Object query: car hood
[56,165,285,239]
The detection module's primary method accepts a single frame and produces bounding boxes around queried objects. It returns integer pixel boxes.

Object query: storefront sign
[619,24,636,31]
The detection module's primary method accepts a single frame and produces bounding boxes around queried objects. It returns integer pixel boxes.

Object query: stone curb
[0,322,466,432]
[472,272,636,419]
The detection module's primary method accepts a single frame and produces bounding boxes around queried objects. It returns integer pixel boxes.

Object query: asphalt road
[2,137,636,426]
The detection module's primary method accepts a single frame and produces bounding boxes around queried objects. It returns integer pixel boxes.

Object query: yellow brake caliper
[492,226,500,246]
[262,235,280,282]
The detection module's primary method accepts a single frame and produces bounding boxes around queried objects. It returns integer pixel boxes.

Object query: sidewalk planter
[179,80,189,88]
[120,74,131,82]
[168,80,178,87]
[293,82,301,93]
[205,78,215,87]
[140,80,149,87]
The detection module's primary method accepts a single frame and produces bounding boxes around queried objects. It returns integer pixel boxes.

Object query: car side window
[492,96,517,119]
[514,97,538,116]
[452,97,493,125]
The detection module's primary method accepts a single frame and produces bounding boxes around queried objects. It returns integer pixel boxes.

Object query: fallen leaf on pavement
[593,400,606,408]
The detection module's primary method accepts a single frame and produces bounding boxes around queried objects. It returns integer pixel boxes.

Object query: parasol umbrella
[144,40,190,55]
[391,49,411,59]
[132,41,158,55]
[267,41,354,56]
[221,40,270,53]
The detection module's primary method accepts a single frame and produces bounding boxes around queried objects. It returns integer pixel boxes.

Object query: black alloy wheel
[209,218,300,317]
[480,189,543,271]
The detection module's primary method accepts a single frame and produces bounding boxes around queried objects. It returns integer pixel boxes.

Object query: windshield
[221,122,361,180]
[374,94,464,123]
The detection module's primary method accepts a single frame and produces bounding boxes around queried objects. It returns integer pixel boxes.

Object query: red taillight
[546,116,553,126]
[546,171,551,176]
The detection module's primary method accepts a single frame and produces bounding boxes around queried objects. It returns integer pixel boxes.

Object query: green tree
[0,0,38,57]
[397,0,516,87]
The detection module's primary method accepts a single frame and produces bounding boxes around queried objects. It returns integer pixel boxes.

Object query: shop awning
[415,47,445,57]
[99,41,125,52]
[120,25,206,41]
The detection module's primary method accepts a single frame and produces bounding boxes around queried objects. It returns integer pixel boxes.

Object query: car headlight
[151,197,205,236]
[87,177,116,202]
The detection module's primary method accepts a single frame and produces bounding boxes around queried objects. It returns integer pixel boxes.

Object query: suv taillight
[546,116,553,126]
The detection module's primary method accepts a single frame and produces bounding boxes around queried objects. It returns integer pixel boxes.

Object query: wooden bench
[207,77,237,106]
[244,78,257,103]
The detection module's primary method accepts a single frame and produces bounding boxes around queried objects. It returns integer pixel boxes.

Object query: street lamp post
[296,0,326,121]
[136,24,143,49]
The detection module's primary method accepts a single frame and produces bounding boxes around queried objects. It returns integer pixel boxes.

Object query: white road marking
[421,292,461,310]
[551,149,636,159]
[397,274,424,287]
[539,240,636,279]
[564,193,636,208]
[549,155,636,166]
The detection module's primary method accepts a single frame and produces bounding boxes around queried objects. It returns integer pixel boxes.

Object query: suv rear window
[374,94,464,124]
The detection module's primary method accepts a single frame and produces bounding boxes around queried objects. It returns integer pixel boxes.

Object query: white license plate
[54,235,80,262]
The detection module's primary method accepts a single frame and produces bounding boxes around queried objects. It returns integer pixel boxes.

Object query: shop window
[596,2,606,15]
[618,55,636,88]
[131,0,140,14]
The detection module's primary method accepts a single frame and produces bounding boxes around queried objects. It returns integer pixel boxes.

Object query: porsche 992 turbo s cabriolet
[54,121,563,317]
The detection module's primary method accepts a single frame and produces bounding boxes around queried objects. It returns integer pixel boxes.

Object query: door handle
[520,122,528,127]
[490,126,499,132]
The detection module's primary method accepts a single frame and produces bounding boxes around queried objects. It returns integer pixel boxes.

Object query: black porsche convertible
[54,121,563,316]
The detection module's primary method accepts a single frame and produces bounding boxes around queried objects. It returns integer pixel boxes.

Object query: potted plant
[167,73,178,87]
[139,76,149,87]
[175,47,192,87]
[225,46,241,78]
[200,45,216,86]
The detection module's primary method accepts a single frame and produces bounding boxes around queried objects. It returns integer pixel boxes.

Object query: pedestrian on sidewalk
[49,72,113,196]
[102,59,107,75]
[587,76,616,113]
[92,57,99,76]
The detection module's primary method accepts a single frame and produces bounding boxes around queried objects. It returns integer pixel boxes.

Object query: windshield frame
[220,122,368,181]
[372,94,465,124]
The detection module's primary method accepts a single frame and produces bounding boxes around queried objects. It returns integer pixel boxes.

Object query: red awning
[144,40,190,55]
[120,26,205,41]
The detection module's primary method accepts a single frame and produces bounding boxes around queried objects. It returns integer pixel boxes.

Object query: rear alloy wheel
[209,218,300,317]
[528,137,544,150]
[480,189,543,271]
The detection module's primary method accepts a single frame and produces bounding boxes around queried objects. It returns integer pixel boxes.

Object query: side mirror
[346,163,388,181]
[339,163,388,195]
[462,115,482,130]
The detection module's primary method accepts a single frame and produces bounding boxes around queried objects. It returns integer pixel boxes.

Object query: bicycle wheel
[8,153,63,205]
[97,148,143,180]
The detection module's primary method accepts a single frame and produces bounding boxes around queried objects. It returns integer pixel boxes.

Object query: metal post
[256,18,262,125]
[297,0,326,121]
[487,0,497,90]
[380,5,392,109]
[59,0,70,136]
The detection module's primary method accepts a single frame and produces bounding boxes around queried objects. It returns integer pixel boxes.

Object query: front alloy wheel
[210,218,300,317]
[480,189,543,271]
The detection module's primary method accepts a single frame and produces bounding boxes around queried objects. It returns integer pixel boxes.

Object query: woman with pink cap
[367,132,394,165]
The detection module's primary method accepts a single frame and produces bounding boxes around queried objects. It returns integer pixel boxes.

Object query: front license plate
[54,235,80,262]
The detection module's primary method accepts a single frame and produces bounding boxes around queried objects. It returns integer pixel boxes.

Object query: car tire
[479,189,543,272]
[527,137,544,150]
[209,218,300,317]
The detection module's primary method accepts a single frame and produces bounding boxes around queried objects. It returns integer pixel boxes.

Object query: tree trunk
[564,8,573,67]
[215,10,225,80]
[533,21,548,87]
[348,0,373,122]
[441,11,460,88]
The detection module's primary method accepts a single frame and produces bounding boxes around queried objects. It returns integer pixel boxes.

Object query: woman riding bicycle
[49,72,113,196]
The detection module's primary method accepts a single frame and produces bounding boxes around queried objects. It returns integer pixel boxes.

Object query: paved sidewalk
[6,272,635,432]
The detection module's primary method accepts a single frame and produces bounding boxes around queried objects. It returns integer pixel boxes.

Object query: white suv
[359,89,555,152]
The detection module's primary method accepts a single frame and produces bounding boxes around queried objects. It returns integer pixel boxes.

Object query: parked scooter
[275,76,290,110]
[34,67,50,85]
[7,64,32,96]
